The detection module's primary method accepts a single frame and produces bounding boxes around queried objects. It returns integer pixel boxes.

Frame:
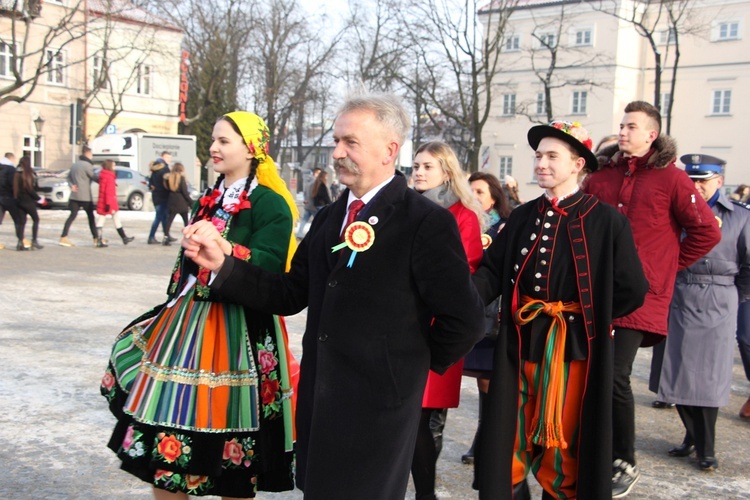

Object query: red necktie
[341,200,365,240]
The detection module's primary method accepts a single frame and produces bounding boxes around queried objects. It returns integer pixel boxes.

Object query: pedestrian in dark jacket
[59,146,99,247]
[473,120,648,500]
[0,152,23,249]
[582,100,721,498]
[13,156,44,250]
[311,169,332,210]
[162,162,193,246]
[183,93,485,499]
[147,151,171,245]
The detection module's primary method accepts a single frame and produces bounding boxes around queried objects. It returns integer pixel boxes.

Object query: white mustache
[335,157,360,174]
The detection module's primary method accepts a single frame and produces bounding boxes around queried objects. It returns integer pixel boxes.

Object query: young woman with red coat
[410,141,484,500]
[95,160,134,247]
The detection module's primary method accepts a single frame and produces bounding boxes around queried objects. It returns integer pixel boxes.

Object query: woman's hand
[183,221,233,271]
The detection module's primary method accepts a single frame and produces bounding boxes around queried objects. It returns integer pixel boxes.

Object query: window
[504,35,520,52]
[22,136,43,169]
[116,169,133,180]
[538,33,555,48]
[0,41,13,78]
[572,91,587,114]
[502,94,516,115]
[499,156,513,178]
[46,49,64,85]
[136,64,151,95]
[536,92,546,115]
[718,22,739,40]
[574,29,592,46]
[712,90,731,114]
[660,28,677,45]
[93,56,108,89]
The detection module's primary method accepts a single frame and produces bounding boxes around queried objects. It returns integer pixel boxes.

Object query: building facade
[479,0,749,201]
[0,0,183,170]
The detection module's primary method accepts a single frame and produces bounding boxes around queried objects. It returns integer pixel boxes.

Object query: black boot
[31,240,43,250]
[96,228,108,248]
[16,239,28,251]
[429,408,448,457]
[117,227,134,245]
[462,391,486,464]
[512,480,531,500]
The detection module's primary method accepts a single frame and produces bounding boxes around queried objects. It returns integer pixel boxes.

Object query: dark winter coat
[149,159,170,205]
[582,136,721,344]
[473,193,648,499]
[165,173,193,215]
[211,171,485,499]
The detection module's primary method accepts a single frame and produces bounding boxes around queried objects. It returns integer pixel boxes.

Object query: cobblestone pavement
[1,210,749,499]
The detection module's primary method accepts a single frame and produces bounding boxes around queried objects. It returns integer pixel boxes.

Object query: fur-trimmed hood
[596,135,678,170]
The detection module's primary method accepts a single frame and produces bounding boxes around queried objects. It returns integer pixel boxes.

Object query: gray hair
[337,93,411,146]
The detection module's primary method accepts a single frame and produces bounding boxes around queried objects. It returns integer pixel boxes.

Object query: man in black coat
[183,93,485,499]
[0,152,22,249]
[473,121,649,499]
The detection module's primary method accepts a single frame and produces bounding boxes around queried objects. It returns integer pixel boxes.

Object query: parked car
[36,165,150,211]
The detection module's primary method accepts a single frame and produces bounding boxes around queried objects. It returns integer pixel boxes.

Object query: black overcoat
[473,194,649,499]
[212,172,484,499]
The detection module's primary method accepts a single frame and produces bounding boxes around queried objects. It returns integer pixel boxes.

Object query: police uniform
[656,154,750,470]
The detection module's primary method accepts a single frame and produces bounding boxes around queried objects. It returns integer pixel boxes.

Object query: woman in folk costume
[101,111,299,499]
[409,141,484,500]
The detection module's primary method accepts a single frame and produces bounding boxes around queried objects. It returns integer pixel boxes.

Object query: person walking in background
[655,154,750,471]
[59,146,99,247]
[147,151,172,245]
[102,111,299,498]
[163,162,193,247]
[409,141,483,500]
[310,169,332,212]
[582,101,721,498]
[94,160,134,247]
[13,156,45,251]
[0,152,22,250]
[473,120,648,500]
[182,93,484,499]
[295,166,321,239]
[460,171,512,465]
[503,175,523,209]
[729,184,750,203]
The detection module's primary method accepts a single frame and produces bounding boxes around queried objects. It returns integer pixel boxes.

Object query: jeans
[148,202,169,240]
[612,327,645,466]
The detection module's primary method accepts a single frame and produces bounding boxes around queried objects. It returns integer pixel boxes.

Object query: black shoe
[612,459,640,498]
[148,237,160,245]
[162,237,172,246]
[122,236,135,245]
[652,400,676,409]
[668,442,695,457]
[16,242,28,251]
[166,235,178,243]
[698,456,718,471]
[31,240,43,250]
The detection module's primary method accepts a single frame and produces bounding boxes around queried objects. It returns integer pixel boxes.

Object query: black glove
[104,204,111,212]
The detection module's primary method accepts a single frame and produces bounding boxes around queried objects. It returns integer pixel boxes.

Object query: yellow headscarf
[224,111,298,270]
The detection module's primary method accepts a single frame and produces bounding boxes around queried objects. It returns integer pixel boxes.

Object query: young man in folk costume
[473,121,649,499]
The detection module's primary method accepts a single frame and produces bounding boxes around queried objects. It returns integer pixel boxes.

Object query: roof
[480,0,583,13]
[88,0,181,32]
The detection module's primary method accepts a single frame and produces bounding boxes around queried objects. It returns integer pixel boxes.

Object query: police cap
[681,153,725,179]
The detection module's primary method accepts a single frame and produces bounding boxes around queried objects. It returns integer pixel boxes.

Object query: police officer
[655,154,750,471]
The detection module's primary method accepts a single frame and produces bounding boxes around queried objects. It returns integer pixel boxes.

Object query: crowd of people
[0,148,199,250]
[5,91,747,499]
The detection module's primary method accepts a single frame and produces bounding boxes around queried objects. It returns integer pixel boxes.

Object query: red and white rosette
[481,233,493,250]
[332,221,376,267]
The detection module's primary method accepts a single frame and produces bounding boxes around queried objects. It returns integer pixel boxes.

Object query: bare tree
[85,0,177,137]
[516,2,609,124]
[0,0,90,106]
[399,0,519,172]
[594,0,698,134]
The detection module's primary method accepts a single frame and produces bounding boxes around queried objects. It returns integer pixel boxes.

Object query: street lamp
[34,115,45,148]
